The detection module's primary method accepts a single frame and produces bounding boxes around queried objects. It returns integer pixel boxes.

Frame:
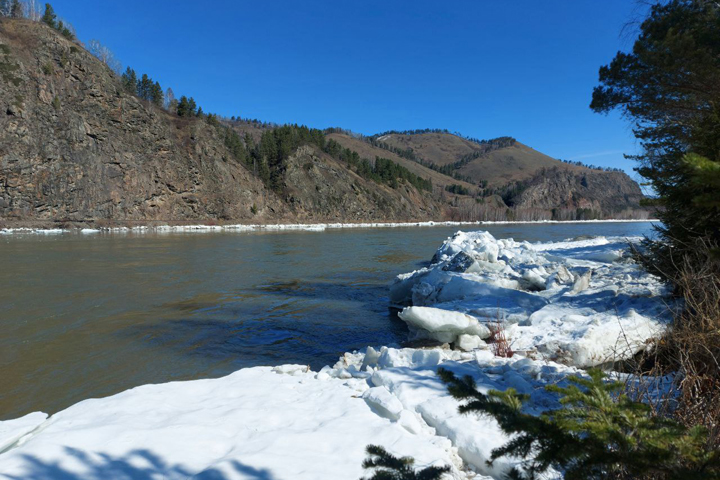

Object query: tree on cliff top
[40,2,55,28]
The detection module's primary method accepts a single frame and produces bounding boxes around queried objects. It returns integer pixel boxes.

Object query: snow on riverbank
[391,231,671,367]
[0,230,671,480]
[0,219,657,236]
[0,347,584,480]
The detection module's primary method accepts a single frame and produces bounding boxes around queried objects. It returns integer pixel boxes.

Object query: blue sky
[51,0,645,176]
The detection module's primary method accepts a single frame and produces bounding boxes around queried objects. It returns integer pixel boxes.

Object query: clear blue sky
[51,0,645,176]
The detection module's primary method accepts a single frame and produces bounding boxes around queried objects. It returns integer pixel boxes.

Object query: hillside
[375,132,594,183]
[0,18,647,227]
[325,133,478,193]
[369,131,645,217]
[0,19,442,227]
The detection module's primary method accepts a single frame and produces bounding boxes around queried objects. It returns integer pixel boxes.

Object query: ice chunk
[362,386,404,421]
[571,269,593,293]
[272,364,310,376]
[443,252,480,273]
[545,265,574,289]
[360,346,381,370]
[455,334,485,352]
[399,307,491,344]
[397,410,424,435]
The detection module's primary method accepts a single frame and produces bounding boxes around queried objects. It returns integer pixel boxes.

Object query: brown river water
[0,222,656,420]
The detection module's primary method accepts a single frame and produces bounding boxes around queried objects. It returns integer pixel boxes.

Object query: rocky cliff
[0,19,440,227]
[510,168,645,217]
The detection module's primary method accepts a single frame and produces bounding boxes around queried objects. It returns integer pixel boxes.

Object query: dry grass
[629,237,720,448]
[663,238,720,445]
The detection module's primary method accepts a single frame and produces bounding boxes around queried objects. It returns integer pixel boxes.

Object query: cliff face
[0,20,439,227]
[511,168,645,215]
[0,19,285,224]
[282,146,440,222]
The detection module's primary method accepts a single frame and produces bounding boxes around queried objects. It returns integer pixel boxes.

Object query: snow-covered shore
[0,219,657,236]
[0,349,581,480]
[0,231,671,480]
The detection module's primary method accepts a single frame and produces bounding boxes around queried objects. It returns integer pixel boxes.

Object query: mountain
[0,18,647,228]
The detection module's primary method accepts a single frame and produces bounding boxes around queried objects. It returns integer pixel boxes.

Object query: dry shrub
[490,320,514,358]
[633,236,720,448]
[663,237,720,445]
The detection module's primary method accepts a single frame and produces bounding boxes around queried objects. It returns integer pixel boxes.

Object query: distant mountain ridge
[0,18,648,228]
[327,130,646,220]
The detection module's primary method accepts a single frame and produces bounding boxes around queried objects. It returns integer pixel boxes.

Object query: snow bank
[1,346,591,480]
[0,363,479,480]
[0,412,47,454]
[391,231,671,366]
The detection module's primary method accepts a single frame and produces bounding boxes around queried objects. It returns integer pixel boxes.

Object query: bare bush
[489,319,514,358]
[664,238,720,445]
[630,236,720,448]
[87,39,122,74]
[21,0,41,21]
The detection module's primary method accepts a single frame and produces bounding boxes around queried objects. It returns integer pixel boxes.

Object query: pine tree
[438,368,720,480]
[187,97,197,116]
[177,96,188,116]
[361,445,449,480]
[196,106,204,118]
[121,67,137,95]
[206,113,219,126]
[136,74,153,101]
[177,96,197,117]
[57,20,73,40]
[41,3,56,28]
[591,0,720,274]
[150,81,163,107]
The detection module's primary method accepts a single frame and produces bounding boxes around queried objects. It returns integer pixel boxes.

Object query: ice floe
[390,231,671,367]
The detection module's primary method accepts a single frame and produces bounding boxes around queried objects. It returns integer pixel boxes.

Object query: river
[0,222,656,420]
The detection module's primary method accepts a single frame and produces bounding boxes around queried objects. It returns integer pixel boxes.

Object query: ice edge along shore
[0,218,659,235]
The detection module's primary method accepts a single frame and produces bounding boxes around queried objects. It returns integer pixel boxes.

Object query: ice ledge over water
[390,230,671,367]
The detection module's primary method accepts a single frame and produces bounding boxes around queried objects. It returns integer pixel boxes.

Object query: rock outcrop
[510,168,645,216]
